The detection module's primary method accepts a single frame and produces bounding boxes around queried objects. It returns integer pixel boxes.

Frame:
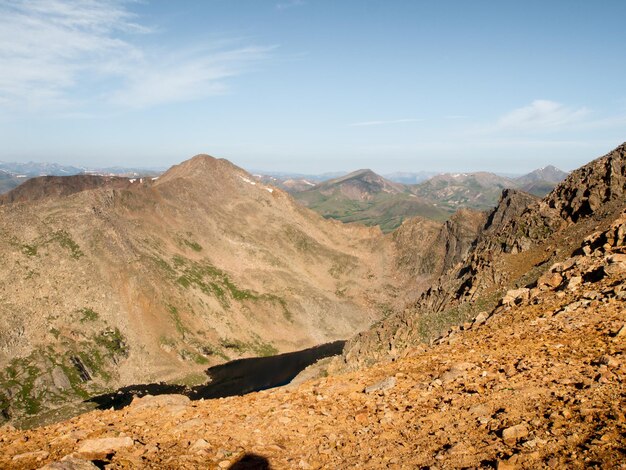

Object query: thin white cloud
[276,0,306,11]
[496,100,589,130]
[109,45,275,109]
[349,118,422,127]
[0,0,273,113]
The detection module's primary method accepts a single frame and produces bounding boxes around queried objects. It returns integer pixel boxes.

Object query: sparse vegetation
[79,307,99,322]
[50,230,84,259]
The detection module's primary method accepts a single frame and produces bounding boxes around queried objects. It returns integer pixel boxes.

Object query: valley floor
[1,263,625,469]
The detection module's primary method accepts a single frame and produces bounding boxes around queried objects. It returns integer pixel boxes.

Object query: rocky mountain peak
[156,154,243,185]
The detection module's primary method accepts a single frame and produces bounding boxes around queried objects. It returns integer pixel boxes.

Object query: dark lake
[88,340,345,410]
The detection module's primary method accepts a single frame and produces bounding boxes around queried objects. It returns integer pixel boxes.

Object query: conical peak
[156,154,245,185]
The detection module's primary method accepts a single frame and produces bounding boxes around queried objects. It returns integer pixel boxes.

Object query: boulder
[77,436,134,460]
[364,377,396,394]
[502,424,529,444]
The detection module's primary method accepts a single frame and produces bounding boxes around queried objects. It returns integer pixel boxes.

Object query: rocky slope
[0,155,397,425]
[1,210,624,469]
[0,175,136,205]
[341,143,626,368]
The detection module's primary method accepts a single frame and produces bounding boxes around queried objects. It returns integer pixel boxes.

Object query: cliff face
[340,143,626,369]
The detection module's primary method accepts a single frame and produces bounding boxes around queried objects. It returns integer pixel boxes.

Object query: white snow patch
[238,175,256,186]
[265,188,274,193]
[151,176,159,181]
[303,180,315,186]
[129,178,136,183]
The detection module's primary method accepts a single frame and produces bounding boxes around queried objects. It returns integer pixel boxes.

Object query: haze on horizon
[0,0,625,174]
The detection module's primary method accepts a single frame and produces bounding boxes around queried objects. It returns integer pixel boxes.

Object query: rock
[440,362,474,383]
[364,376,396,394]
[502,424,529,444]
[355,411,368,424]
[567,276,582,291]
[218,460,231,468]
[77,436,134,459]
[612,324,626,340]
[189,438,211,454]
[12,450,49,462]
[51,367,71,391]
[498,460,517,470]
[39,456,100,470]
[130,394,190,410]
[473,311,489,326]
[597,355,620,369]
[502,288,530,306]
[537,272,563,290]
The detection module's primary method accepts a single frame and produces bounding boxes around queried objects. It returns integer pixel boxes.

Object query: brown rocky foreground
[1,219,625,469]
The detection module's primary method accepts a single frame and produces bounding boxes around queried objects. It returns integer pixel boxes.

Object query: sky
[0,0,625,174]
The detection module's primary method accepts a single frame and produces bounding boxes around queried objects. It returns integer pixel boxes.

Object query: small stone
[537,272,563,290]
[12,450,49,462]
[567,276,582,291]
[355,411,368,424]
[189,438,211,453]
[218,460,231,468]
[502,288,530,306]
[498,460,517,470]
[364,376,396,394]
[473,311,489,326]
[278,416,291,424]
[502,424,529,444]
[39,456,100,469]
[598,355,620,368]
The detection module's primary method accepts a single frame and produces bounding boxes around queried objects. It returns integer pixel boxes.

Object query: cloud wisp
[276,0,306,11]
[496,100,589,131]
[349,118,422,127]
[0,0,273,113]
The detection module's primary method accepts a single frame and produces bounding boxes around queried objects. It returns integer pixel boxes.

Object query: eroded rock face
[546,142,626,222]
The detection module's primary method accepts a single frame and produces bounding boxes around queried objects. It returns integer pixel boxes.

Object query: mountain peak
[156,154,245,185]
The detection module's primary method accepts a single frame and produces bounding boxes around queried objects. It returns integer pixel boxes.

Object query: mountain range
[290,165,568,232]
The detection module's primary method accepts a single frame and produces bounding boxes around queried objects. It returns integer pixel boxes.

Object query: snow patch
[238,175,257,186]
[266,188,274,193]
[129,178,136,183]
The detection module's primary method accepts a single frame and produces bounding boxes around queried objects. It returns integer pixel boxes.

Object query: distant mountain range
[0,161,163,194]
[287,165,568,231]
[0,160,568,233]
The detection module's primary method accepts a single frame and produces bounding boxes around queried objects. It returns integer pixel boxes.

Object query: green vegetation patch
[79,307,99,322]
[50,230,84,259]
[167,255,259,307]
[219,337,278,357]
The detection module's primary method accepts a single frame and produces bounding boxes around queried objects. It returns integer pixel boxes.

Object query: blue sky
[0,0,625,174]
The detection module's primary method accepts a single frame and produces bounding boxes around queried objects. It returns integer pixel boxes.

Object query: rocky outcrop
[340,143,626,369]
[546,143,626,222]
[392,208,486,279]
